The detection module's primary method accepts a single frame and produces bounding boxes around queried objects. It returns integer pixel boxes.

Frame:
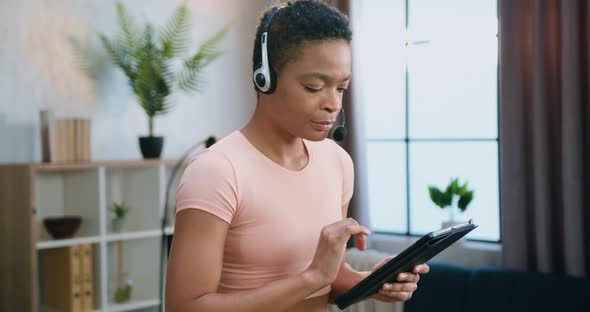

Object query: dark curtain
[500,0,590,277]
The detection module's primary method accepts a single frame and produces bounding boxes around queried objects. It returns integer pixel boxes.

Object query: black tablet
[334,219,478,310]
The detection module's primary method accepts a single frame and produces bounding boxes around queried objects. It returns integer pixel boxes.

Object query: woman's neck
[240,113,309,171]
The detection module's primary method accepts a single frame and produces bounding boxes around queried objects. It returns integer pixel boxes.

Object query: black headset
[252,7,348,142]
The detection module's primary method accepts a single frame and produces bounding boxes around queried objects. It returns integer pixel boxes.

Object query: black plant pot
[139,136,164,159]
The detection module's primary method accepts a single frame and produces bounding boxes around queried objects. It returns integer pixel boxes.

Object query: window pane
[408,38,498,139]
[409,141,500,241]
[407,0,498,139]
[354,0,406,139]
[409,0,498,41]
[367,142,407,233]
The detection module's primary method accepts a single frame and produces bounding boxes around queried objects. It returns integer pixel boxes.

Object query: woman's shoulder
[176,134,240,220]
[184,132,244,175]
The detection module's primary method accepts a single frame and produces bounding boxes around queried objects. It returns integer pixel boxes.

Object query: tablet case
[334,219,478,310]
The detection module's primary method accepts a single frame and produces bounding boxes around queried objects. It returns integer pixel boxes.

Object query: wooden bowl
[43,216,82,239]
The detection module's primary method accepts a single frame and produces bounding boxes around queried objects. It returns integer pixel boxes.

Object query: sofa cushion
[465,267,590,312]
[404,262,472,312]
[405,263,590,312]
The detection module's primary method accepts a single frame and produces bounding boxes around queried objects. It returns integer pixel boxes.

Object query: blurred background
[1,0,589,312]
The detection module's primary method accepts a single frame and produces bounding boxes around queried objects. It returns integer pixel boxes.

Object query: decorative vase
[441,219,464,230]
[112,272,133,303]
[139,136,164,159]
[111,218,126,232]
[440,206,465,229]
[441,207,468,244]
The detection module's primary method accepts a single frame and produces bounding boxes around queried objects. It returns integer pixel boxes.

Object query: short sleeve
[175,150,239,224]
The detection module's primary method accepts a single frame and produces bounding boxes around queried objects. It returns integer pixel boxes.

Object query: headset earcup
[265,66,277,94]
[253,64,276,95]
[252,65,269,93]
[253,64,265,92]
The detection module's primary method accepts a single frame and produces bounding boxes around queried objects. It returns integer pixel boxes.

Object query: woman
[165,1,429,311]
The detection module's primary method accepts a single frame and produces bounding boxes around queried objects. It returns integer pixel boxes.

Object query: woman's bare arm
[165,209,326,312]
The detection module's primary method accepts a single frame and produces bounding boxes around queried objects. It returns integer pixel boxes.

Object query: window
[353,0,499,242]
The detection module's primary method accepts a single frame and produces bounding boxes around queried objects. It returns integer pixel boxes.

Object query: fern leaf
[159,5,190,58]
[187,25,229,68]
[178,25,228,92]
[116,2,140,55]
[69,36,111,82]
[69,36,96,80]
[99,34,135,80]
[177,66,205,92]
[200,25,230,55]
[132,44,172,116]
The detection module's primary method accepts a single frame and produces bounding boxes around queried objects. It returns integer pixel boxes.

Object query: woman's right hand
[304,218,370,287]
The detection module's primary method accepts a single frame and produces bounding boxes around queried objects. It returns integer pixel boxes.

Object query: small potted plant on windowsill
[111,201,130,232]
[428,177,474,229]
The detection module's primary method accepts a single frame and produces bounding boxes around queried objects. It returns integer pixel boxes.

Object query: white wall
[0,0,270,163]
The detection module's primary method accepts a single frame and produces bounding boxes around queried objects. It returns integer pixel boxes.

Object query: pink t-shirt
[175,130,354,298]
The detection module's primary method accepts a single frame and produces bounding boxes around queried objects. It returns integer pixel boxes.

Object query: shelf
[1,160,178,311]
[106,230,161,242]
[40,305,101,312]
[107,238,161,307]
[34,159,178,172]
[36,169,102,240]
[107,299,160,312]
[37,235,102,250]
[38,243,103,312]
[105,167,163,233]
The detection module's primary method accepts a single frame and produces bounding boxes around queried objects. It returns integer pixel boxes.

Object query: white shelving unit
[105,230,162,242]
[0,159,181,312]
[107,299,161,312]
[37,236,102,250]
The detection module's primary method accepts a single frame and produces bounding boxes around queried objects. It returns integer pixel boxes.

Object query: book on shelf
[41,244,95,312]
[52,118,91,163]
[40,110,52,162]
[80,243,95,311]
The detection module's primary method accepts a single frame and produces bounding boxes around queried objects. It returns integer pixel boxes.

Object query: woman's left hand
[368,256,430,303]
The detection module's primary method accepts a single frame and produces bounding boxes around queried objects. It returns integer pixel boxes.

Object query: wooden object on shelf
[80,243,95,311]
[40,110,52,163]
[0,159,179,312]
[41,245,83,312]
[82,119,90,161]
[53,118,91,163]
[54,119,64,163]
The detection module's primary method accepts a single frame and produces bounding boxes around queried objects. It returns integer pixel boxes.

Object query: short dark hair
[252,1,352,82]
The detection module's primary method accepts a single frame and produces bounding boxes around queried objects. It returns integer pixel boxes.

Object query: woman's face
[265,39,352,142]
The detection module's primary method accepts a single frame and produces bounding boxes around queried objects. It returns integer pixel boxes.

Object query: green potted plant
[99,2,228,158]
[111,201,130,232]
[428,177,474,229]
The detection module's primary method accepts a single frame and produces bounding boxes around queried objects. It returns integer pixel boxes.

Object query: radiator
[328,248,404,312]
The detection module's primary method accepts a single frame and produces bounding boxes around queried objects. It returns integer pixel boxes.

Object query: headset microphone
[332,107,347,142]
